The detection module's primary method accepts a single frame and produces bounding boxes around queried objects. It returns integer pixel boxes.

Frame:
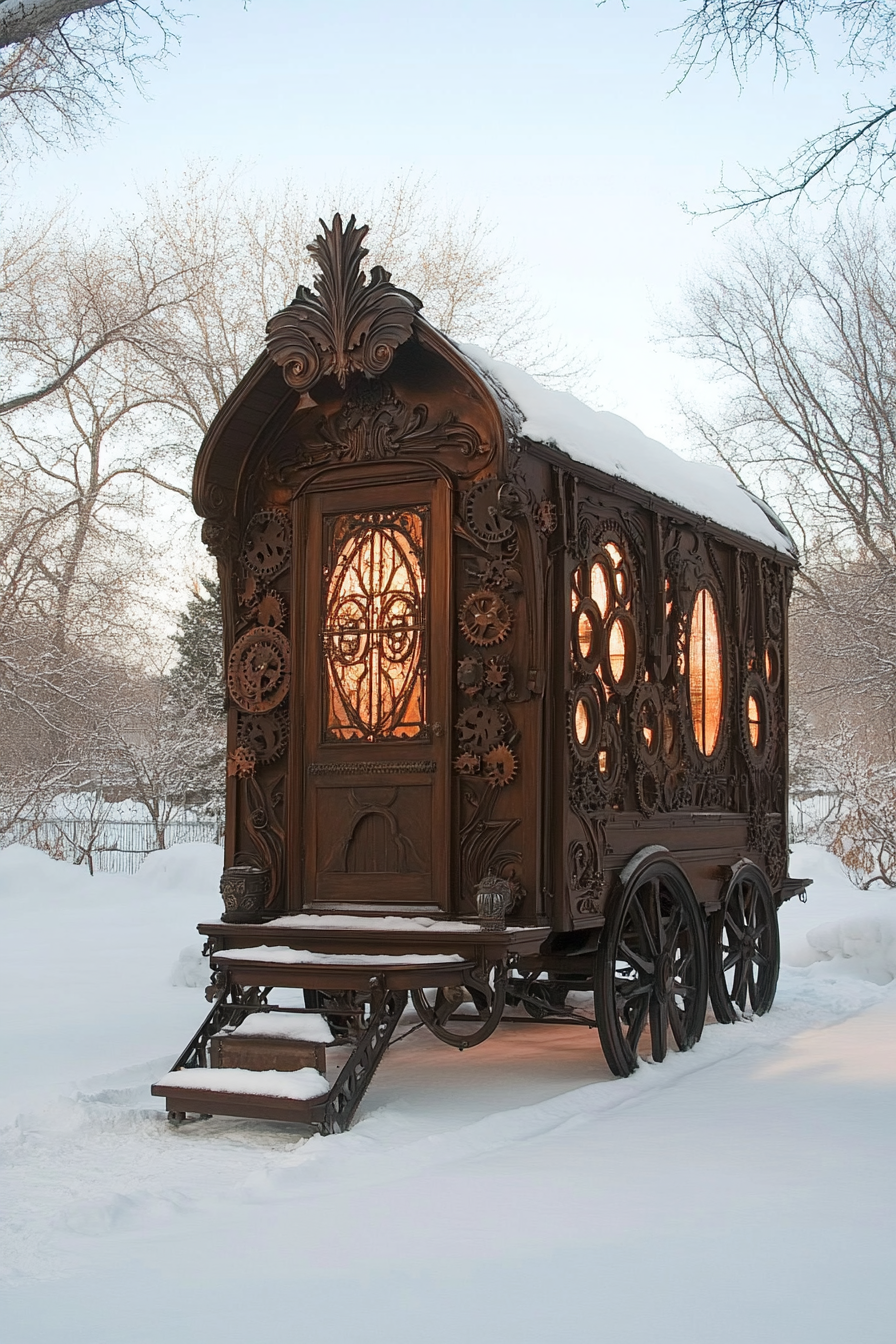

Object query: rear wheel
[709,864,780,1022]
[594,858,708,1077]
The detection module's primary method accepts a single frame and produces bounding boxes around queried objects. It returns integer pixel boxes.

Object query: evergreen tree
[169,577,225,716]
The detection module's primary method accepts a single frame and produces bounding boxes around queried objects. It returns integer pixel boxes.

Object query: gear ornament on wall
[464,479,516,544]
[457,656,484,696]
[459,590,512,647]
[455,703,508,753]
[227,626,291,713]
[256,591,286,628]
[482,744,517,787]
[454,750,481,775]
[227,745,256,779]
[237,707,289,764]
[243,510,291,580]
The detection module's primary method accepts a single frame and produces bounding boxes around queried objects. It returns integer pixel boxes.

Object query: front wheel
[594,858,708,1077]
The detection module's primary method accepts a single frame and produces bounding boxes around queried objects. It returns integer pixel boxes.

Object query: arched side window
[688,586,724,757]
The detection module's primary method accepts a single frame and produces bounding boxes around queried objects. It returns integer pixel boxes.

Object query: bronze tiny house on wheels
[154,215,807,1132]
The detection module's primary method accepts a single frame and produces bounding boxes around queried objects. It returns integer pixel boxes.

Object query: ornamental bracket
[264,213,422,392]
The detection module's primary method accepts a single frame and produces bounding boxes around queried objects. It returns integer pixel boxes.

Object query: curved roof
[456,342,796,558]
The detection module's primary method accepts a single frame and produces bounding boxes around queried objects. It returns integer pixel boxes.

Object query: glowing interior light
[577,607,594,661]
[598,748,609,776]
[324,510,425,740]
[575,697,591,745]
[747,693,762,748]
[608,615,628,682]
[688,587,723,756]
[590,561,611,617]
[605,542,627,599]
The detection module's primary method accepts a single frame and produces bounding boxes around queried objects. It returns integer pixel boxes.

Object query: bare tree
[0,1,182,159]
[131,166,591,464]
[626,0,896,210]
[673,211,896,881]
[0,202,216,417]
[0,171,587,855]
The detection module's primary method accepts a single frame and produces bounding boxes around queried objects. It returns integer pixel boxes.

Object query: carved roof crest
[264,214,422,393]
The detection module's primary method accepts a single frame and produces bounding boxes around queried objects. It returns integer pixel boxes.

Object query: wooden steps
[153,945,482,1132]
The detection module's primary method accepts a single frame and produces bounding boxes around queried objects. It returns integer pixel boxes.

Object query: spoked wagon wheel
[412,966,507,1049]
[594,858,708,1077]
[709,864,780,1023]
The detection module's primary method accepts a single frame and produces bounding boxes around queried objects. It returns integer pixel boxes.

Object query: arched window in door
[323,508,426,740]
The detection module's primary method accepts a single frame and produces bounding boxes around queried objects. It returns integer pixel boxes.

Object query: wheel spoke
[649,995,669,1062]
[721,947,741,972]
[731,954,749,1010]
[625,992,650,1047]
[630,888,659,959]
[662,905,684,956]
[619,938,654,976]
[668,995,687,1048]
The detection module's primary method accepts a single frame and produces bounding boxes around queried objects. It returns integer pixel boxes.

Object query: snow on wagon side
[154,213,808,1131]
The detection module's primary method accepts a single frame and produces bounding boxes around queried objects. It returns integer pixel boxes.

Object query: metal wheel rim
[595,860,708,1077]
[710,866,780,1022]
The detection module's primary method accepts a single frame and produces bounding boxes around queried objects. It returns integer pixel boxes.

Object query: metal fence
[1,815,223,874]
[789,792,839,844]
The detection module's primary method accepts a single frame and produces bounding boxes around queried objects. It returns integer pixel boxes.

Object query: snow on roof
[456,343,796,558]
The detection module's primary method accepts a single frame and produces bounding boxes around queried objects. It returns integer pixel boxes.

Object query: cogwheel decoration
[227,746,256,779]
[455,703,508,753]
[243,509,291,580]
[256,591,286,628]
[454,751,481,775]
[459,589,512,647]
[483,656,510,693]
[237,707,289,765]
[238,573,258,608]
[227,626,291,713]
[457,656,484,696]
[464,479,516,544]
[482,744,517,787]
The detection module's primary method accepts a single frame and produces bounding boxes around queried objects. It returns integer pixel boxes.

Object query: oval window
[747,693,762,748]
[764,642,781,689]
[577,606,596,662]
[604,610,636,693]
[569,687,601,759]
[590,559,612,618]
[688,587,723,756]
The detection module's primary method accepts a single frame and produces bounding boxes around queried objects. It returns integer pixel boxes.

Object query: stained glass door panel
[301,479,451,912]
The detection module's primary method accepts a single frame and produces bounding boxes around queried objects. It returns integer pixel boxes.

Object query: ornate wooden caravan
[154,215,808,1130]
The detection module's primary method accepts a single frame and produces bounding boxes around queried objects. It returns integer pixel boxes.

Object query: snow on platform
[212,945,466,966]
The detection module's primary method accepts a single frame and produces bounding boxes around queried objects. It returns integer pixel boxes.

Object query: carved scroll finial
[264,213,422,392]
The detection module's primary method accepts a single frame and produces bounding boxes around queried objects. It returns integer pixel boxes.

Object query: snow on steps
[155,1066,330,1101]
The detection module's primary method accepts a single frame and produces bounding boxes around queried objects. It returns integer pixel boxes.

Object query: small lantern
[475,875,515,931]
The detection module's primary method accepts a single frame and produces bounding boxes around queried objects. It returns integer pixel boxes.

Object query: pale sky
[15,0,878,443]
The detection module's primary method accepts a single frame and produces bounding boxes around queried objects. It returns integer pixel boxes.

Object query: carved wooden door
[301,478,451,912]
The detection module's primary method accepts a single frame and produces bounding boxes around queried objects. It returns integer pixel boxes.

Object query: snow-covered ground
[1,841,894,1342]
